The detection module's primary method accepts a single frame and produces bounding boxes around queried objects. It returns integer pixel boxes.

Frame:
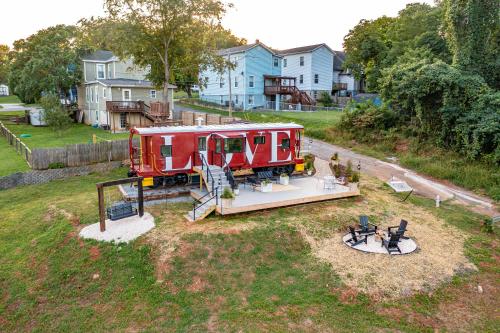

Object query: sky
[0,0,435,50]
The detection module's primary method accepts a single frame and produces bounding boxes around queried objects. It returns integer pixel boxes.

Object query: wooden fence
[0,121,134,170]
[0,121,32,167]
[30,140,133,170]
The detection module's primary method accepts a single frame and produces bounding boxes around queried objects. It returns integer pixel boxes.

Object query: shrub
[346,160,353,178]
[352,171,360,182]
[48,162,65,169]
[220,187,235,199]
[317,91,333,107]
[40,94,72,136]
[340,100,398,133]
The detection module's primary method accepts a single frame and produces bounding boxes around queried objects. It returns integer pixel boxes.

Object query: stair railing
[198,152,215,193]
[192,186,218,221]
[219,153,236,190]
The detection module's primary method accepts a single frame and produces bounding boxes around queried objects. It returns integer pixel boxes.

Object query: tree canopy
[8,25,82,103]
[88,0,234,105]
[0,44,9,84]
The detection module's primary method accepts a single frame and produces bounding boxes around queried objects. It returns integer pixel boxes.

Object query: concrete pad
[342,233,417,255]
[79,212,155,243]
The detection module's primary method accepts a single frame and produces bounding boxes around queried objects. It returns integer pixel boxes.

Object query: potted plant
[279,173,289,185]
[260,179,273,192]
[220,187,235,207]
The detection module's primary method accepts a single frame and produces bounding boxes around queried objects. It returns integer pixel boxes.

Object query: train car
[128,123,305,187]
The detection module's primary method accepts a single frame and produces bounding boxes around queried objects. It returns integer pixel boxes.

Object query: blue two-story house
[200,41,283,110]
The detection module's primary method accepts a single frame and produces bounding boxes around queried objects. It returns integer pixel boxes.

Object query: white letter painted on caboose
[269,131,291,163]
[162,135,192,171]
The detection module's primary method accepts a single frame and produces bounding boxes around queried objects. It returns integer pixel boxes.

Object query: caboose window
[198,137,206,151]
[161,145,172,157]
[254,136,265,144]
[224,138,243,153]
[281,138,290,149]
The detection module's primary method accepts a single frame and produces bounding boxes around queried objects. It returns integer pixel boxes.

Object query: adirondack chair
[346,226,368,247]
[356,215,377,235]
[381,232,402,254]
[388,219,409,240]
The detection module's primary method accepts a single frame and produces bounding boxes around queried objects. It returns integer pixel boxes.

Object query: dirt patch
[89,246,101,261]
[186,275,209,292]
[297,177,477,299]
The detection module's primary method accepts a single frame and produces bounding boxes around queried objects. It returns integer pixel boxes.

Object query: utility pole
[227,54,233,118]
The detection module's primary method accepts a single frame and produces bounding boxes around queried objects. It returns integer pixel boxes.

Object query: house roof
[97,78,176,89]
[333,51,346,71]
[218,41,279,57]
[276,43,334,56]
[81,50,116,62]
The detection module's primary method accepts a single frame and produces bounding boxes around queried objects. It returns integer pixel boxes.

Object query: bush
[346,160,353,178]
[317,92,333,107]
[40,94,72,136]
[48,162,65,169]
[340,100,398,133]
[351,171,360,182]
[220,187,235,199]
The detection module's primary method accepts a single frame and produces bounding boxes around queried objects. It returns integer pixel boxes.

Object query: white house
[0,84,9,96]
[277,44,334,101]
[332,51,363,96]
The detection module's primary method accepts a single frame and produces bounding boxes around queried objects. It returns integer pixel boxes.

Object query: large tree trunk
[163,49,170,117]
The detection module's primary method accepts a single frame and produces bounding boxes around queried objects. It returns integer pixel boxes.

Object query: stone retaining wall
[0,161,122,190]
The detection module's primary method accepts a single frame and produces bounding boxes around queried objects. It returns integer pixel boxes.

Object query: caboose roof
[133,123,304,135]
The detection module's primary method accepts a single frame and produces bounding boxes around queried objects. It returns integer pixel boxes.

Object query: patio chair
[388,219,409,240]
[346,226,368,247]
[356,215,377,235]
[381,232,402,254]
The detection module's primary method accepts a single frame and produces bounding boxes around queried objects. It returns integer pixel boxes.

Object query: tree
[8,25,82,103]
[0,44,9,84]
[40,94,73,136]
[103,0,230,107]
[443,0,499,87]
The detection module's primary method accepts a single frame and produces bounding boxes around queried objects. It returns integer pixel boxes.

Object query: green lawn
[0,138,30,176]
[179,102,499,201]
[0,95,22,104]
[0,168,497,331]
[3,123,129,149]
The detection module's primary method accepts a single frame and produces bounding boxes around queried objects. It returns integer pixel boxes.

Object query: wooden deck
[191,176,360,215]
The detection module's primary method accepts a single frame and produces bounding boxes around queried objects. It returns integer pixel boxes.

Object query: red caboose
[128,123,305,186]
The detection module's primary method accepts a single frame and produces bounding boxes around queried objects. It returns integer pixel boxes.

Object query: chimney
[255,39,260,44]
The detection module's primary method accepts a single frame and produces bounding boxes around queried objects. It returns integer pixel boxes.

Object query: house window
[281,138,290,149]
[235,95,239,104]
[150,90,156,99]
[86,87,89,102]
[254,136,265,144]
[103,87,107,99]
[198,137,206,151]
[313,91,318,99]
[219,77,224,88]
[299,75,304,84]
[234,77,238,88]
[90,87,94,102]
[249,75,254,88]
[95,110,99,121]
[273,57,279,67]
[95,86,99,102]
[283,59,287,68]
[107,65,112,79]
[299,56,304,66]
[96,64,105,79]
[224,138,243,153]
[314,74,319,84]
[248,95,254,105]
[220,95,224,104]
[161,145,172,157]
[120,112,127,128]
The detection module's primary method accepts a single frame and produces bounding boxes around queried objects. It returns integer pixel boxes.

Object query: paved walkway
[176,104,498,217]
[306,138,498,217]
[0,103,32,112]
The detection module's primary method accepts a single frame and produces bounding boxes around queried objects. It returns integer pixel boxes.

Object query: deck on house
[191,176,360,215]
